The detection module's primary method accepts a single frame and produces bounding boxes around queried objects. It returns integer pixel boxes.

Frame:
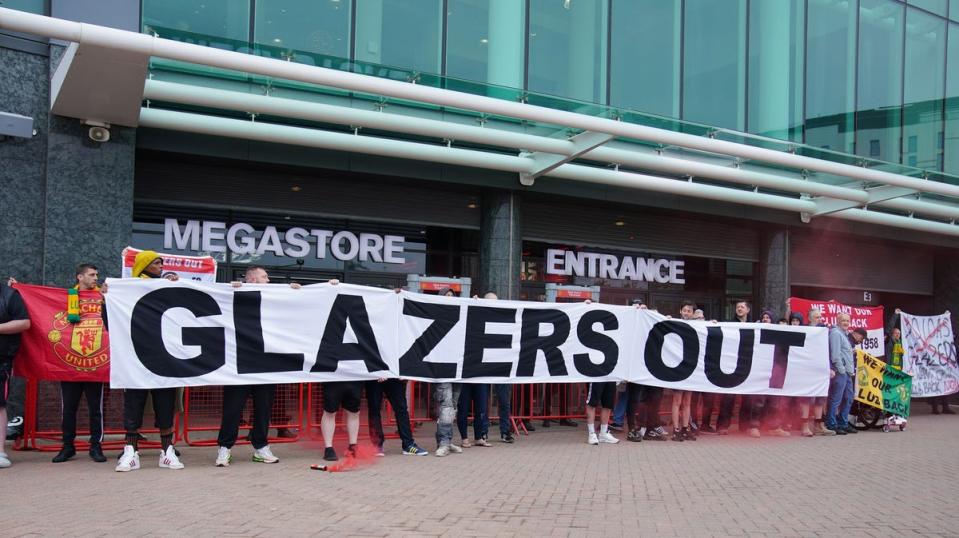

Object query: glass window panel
[903,8,946,171]
[953,0,959,21]
[909,0,949,16]
[683,0,747,131]
[254,0,351,64]
[747,0,804,142]
[528,0,608,103]
[354,0,442,73]
[142,0,250,49]
[806,0,858,154]
[856,0,904,165]
[0,0,44,14]
[944,22,959,174]
[609,0,681,117]
[447,0,525,88]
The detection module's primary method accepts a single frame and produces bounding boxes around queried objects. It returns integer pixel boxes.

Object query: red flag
[12,284,110,382]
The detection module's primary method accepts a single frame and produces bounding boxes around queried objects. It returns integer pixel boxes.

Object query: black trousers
[701,393,737,429]
[366,379,414,450]
[217,384,275,449]
[60,381,104,445]
[542,383,572,417]
[123,388,177,435]
[639,385,664,429]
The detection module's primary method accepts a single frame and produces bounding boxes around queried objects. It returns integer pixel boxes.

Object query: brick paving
[2,410,958,537]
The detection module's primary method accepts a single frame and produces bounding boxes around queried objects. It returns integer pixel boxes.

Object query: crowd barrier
[17,381,764,452]
[20,379,178,452]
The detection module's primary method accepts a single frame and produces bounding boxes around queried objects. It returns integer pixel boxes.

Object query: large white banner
[104,279,829,396]
[901,312,959,397]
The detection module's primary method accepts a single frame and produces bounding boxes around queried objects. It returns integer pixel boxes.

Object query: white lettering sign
[545,249,685,284]
[163,219,406,263]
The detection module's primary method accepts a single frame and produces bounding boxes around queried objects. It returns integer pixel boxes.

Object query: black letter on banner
[573,311,619,377]
[760,329,806,389]
[398,299,459,378]
[517,309,570,377]
[703,327,753,388]
[463,306,515,378]
[233,291,305,373]
[644,320,698,382]
[312,294,389,373]
[131,288,225,378]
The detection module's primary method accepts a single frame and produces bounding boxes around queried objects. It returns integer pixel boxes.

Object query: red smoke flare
[310,444,379,473]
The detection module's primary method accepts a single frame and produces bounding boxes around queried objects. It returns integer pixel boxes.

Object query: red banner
[12,284,110,382]
[787,297,886,357]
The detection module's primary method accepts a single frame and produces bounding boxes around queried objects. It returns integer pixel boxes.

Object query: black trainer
[671,428,684,442]
[89,444,107,463]
[559,419,578,427]
[500,433,515,443]
[643,427,668,441]
[626,429,643,442]
[700,425,718,435]
[522,420,535,432]
[52,444,76,463]
[843,425,859,434]
[541,419,552,428]
[323,447,338,461]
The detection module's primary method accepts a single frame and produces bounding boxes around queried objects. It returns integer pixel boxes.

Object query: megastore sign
[163,219,406,263]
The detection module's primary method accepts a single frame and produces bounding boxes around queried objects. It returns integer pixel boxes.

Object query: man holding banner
[103,250,185,472]
[0,279,31,469]
[52,264,107,464]
[826,314,866,435]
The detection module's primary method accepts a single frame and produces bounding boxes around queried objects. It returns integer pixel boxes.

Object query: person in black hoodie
[102,250,183,472]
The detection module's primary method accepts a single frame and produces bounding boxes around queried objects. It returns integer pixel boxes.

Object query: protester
[433,287,464,457]
[366,286,429,456]
[670,301,697,441]
[52,264,108,464]
[102,251,184,472]
[214,266,298,467]
[825,313,865,434]
[0,278,31,468]
[797,309,835,437]
[3,278,26,445]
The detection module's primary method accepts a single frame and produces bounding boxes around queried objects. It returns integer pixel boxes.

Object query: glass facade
[140,0,959,172]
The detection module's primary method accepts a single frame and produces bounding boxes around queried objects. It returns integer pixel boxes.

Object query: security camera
[88,125,110,143]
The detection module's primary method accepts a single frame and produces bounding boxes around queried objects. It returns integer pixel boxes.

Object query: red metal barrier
[21,379,177,452]
[182,383,303,446]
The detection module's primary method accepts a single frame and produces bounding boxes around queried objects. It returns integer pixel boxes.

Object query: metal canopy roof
[4,7,959,239]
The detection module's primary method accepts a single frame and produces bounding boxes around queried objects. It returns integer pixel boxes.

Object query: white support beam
[813,185,919,216]
[519,131,613,186]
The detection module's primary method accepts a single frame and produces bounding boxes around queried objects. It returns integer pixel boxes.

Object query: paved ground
[2,410,958,537]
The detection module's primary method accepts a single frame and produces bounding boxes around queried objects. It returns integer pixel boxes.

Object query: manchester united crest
[47,297,109,372]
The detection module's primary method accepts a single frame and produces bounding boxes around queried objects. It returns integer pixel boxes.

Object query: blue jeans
[613,387,628,425]
[492,384,511,436]
[825,374,854,430]
[433,383,462,448]
[457,384,490,440]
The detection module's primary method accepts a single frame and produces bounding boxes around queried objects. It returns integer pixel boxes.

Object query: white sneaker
[159,446,184,470]
[448,444,463,454]
[599,431,620,444]
[115,445,140,472]
[0,452,11,468]
[435,445,450,457]
[215,446,231,467]
[587,432,599,445]
[253,445,279,464]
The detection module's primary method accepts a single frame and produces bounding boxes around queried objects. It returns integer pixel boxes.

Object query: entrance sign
[163,218,406,263]
[900,311,959,397]
[545,249,685,283]
[106,280,829,395]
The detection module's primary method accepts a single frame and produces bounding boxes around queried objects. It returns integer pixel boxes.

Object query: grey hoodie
[828,326,855,376]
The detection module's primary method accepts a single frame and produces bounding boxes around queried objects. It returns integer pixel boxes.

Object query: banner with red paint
[12,284,110,382]
[900,311,959,397]
[787,297,885,357]
[121,246,217,282]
